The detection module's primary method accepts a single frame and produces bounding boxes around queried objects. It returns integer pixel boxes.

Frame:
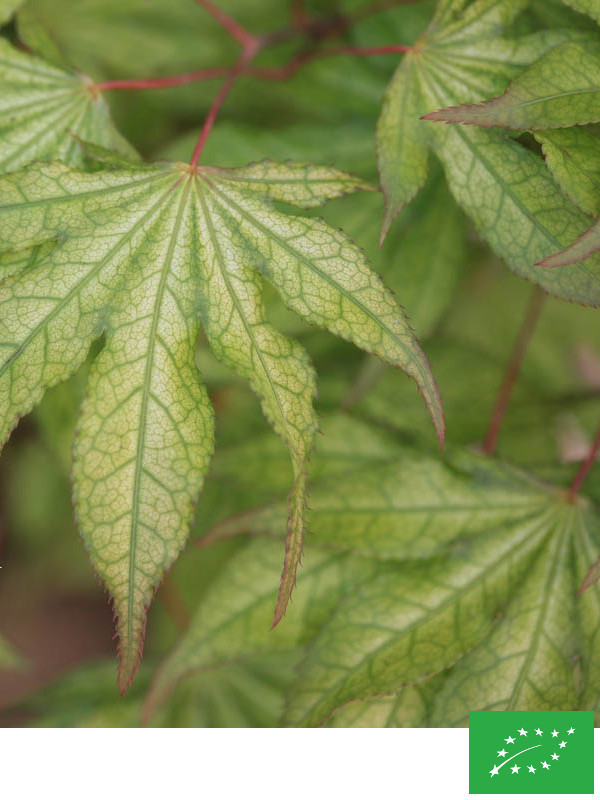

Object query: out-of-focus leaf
[143,541,367,721]
[0,39,133,171]
[326,674,446,727]
[284,464,596,727]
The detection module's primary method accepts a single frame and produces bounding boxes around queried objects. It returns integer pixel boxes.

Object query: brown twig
[95,67,229,92]
[189,45,259,167]
[482,286,546,456]
[568,422,600,500]
[195,0,259,51]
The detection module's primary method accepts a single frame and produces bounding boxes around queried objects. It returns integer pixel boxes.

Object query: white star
[505,736,516,744]
[490,765,499,777]
[551,753,559,761]
[497,749,507,758]
[568,727,575,735]
[542,761,550,770]
[551,730,559,737]
[535,728,543,736]
[559,741,566,749]
[511,765,520,774]
[518,728,528,736]
[528,765,536,773]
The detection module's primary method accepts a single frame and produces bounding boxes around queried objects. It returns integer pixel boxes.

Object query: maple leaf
[377,0,600,305]
[0,158,442,690]
[423,41,600,130]
[0,39,134,172]
[144,434,600,726]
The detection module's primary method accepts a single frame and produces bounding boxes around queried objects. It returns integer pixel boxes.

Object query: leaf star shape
[528,765,536,773]
[511,765,520,774]
[568,728,575,734]
[518,728,528,736]
[551,730,559,737]
[490,765,500,777]
[0,155,442,691]
[542,761,550,770]
[505,736,516,744]
[497,749,508,758]
[559,741,567,748]
[552,754,559,761]
[535,728,543,736]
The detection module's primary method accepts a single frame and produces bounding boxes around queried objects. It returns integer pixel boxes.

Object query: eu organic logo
[469,711,594,794]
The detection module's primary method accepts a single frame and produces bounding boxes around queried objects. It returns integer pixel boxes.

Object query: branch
[190,46,258,168]
[195,0,258,51]
[95,67,228,92]
[568,422,600,500]
[291,0,310,30]
[250,43,412,81]
[482,286,546,456]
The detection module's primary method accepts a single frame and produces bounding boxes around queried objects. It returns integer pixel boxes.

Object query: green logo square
[469,711,594,794]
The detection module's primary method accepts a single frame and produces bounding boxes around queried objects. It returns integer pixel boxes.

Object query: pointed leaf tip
[536,219,600,269]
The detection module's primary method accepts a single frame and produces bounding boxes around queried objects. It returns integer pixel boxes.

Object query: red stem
[250,43,411,80]
[95,67,228,92]
[569,423,600,499]
[291,0,309,29]
[482,286,546,456]
[195,0,258,50]
[189,49,256,168]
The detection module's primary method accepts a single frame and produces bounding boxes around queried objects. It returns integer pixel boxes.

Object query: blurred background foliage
[2,0,600,726]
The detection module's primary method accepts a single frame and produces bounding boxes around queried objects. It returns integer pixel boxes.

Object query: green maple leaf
[0,157,442,690]
[423,41,600,130]
[144,437,600,727]
[0,39,133,172]
[377,0,600,305]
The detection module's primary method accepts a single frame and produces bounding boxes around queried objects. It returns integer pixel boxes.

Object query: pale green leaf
[537,127,600,216]
[208,451,552,561]
[0,39,133,171]
[377,54,430,240]
[424,42,600,129]
[431,504,600,724]
[142,540,370,721]
[326,675,445,727]
[537,218,600,268]
[145,428,600,726]
[0,158,439,689]
[283,461,592,726]
[378,0,600,303]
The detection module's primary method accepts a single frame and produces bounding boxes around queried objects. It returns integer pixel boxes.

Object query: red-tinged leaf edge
[536,219,600,268]
[272,470,309,629]
[420,101,516,129]
[579,552,600,595]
